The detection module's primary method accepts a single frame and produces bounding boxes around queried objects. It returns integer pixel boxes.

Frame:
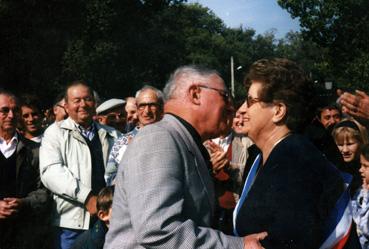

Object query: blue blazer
[234,134,360,249]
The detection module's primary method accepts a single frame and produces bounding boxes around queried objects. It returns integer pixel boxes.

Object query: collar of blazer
[163,114,215,213]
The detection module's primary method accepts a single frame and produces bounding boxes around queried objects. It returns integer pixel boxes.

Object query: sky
[186,0,301,39]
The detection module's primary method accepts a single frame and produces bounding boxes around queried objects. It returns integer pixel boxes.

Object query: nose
[342,144,349,152]
[360,166,365,173]
[238,101,248,113]
[7,109,15,118]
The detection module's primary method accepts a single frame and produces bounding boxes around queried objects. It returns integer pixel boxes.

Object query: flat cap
[96,98,126,115]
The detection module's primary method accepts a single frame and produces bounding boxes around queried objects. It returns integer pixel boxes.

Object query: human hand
[210,150,229,172]
[340,90,369,120]
[243,232,268,249]
[0,198,22,219]
[204,140,223,154]
[85,194,97,215]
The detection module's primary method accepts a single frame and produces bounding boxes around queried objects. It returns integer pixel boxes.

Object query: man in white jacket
[39,81,120,249]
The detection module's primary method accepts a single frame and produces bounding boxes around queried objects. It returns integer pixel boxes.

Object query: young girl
[332,118,368,195]
[352,144,369,248]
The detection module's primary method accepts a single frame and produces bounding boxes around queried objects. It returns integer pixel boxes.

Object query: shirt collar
[0,132,18,145]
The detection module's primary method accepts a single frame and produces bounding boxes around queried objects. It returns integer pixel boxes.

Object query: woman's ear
[188,85,201,105]
[272,102,287,124]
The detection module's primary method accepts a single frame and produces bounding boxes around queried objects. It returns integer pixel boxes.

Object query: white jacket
[39,118,120,230]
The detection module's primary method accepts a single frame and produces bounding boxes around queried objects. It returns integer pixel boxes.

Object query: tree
[278,0,369,91]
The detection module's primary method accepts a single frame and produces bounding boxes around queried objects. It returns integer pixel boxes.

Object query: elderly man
[96,98,126,132]
[104,85,164,185]
[104,66,267,249]
[39,81,120,249]
[0,90,50,249]
[124,96,138,132]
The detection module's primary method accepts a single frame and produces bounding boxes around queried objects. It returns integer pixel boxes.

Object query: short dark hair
[244,58,315,132]
[19,93,42,113]
[317,104,341,119]
[64,80,94,102]
[361,144,369,162]
[96,186,114,213]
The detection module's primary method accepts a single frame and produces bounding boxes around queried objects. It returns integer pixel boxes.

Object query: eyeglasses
[0,107,20,116]
[198,85,230,101]
[137,102,159,111]
[246,95,262,108]
[105,113,126,121]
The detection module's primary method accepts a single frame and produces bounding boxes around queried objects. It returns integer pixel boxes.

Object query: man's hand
[85,194,97,215]
[243,232,268,249]
[0,198,23,219]
[340,90,369,120]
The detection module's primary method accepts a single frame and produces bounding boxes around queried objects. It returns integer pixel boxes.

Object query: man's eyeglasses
[246,96,262,108]
[0,107,20,116]
[137,102,159,111]
[105,113,126,121]
[198,85,230,101]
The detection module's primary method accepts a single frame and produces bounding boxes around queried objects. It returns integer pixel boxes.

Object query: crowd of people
[1,58,369,249]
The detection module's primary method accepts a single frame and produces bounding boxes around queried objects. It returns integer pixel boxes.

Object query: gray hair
[163,65,221,101]
[135,85,164,107]
[0,89,18,104]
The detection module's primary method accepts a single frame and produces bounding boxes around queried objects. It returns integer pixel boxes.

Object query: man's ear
[97,116,103,123]
[188,85,201,105]
[272,102,287,124]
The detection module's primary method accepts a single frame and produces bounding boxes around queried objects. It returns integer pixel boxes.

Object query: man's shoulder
[95,122,121,138]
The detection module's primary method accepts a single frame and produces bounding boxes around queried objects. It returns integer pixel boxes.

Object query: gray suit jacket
[104,114,244,249]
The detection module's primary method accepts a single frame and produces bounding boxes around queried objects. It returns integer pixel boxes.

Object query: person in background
[96,98,126,133]
[19,94,44,143]
[332,118,369,196]
[104,86,164,185]
[0,90,51,249]
[318,104,342,130]
[124,97,138,133]
[71,186,114,249]
[53,93,68,122]
[352,144,369,249]
[39,81,120,249]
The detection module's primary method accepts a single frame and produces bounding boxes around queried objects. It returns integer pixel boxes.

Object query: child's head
[360,144,369,187]
[332,119,368,163]
[97,186,114,227]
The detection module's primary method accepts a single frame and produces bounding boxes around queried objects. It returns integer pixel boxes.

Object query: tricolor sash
[319,172,353,249]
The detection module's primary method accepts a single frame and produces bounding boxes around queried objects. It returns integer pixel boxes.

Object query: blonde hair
[332,118,368,145]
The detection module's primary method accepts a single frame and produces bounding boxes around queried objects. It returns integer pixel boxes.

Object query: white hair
[163,65,221,101]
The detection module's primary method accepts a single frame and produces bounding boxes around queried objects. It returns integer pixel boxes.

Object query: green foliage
[0,0,328,106]
[278,0,369,91]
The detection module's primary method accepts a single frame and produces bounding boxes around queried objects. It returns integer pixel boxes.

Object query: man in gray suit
[104,65,267,249]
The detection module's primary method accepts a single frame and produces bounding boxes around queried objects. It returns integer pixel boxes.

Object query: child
[71,186,114,249]
[332,118,368,195]
[352,144,369,248]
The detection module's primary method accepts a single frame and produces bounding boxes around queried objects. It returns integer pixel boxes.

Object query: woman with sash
[233,58,361,249]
